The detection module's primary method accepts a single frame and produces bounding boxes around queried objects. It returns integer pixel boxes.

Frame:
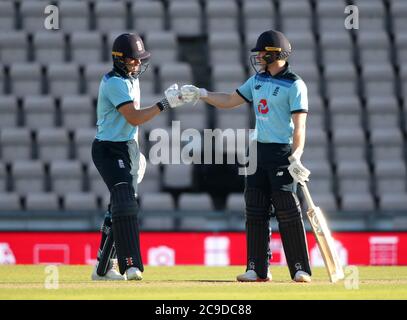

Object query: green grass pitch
[0,265,406,300]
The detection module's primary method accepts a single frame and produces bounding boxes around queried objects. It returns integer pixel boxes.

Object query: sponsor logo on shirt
[257,99,269,114]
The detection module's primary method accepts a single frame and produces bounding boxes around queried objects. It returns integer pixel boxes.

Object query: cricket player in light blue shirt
[91,33,187,282]
[181,30,312,283]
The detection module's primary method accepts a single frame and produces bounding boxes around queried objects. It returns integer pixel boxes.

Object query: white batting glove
[288,151,310,185]
[181,85,208,105]
[157,83,185,111]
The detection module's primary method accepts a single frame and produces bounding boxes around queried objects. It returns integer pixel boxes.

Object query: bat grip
[300,183,316,209]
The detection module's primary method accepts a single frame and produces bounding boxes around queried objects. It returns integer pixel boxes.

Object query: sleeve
[236,77,254,103]
[289,79,309,113]
[105,78,133,109]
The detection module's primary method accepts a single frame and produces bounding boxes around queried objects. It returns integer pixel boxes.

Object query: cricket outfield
[0,265,406,300]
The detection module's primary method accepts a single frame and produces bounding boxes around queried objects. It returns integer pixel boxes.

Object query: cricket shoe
[293,271,311,283]
[126,267,143,281]
[91,262,126,281]
[236,270,272,282]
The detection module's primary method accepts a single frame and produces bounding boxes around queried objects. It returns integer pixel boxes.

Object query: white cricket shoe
[236,270,272,282]
[91,262,126,281]
[126,267,143,281]
[294,270,312,283]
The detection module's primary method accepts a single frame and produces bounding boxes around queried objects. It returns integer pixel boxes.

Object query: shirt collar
[264,62,290,78]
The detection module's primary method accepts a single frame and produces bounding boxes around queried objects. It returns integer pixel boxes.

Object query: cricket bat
[300,182,345,283]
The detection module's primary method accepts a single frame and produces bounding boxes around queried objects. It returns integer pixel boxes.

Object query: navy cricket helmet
[250,30,291,72]
[112,33,151,79]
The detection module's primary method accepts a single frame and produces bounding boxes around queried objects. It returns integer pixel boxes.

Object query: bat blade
[307,206,345,283]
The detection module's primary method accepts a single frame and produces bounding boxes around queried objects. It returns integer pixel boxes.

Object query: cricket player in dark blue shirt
[181,30,312,282]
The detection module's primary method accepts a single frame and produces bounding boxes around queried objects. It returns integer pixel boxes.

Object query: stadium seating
[141,192,175,211]
[206,0,239,34]
[144,31,178,67]
[36,128,70,161]
[94,1,127,32]
[74,128,96,163]
[49,160,83,195]
[132,1,165,33]
[61,96,94,130]
[168,0,202,36]
[9,63,43,96]
[226,193,245,212]
[87,162,108,196]
[33,32,66,64]
[70,32,104,64]
[172,99,208,131]
[140,192,175,229]
[279,1,312,34]
[212,64,246,93]
[317,0,348,33]
[58,2,90,32]
[0,1,15,31]
[11,160,46,195]
[64,193,98,211]
[241,0,276,35]
[25,192,59,211]
[0,163,6,193]
[0,193,21,211]
[208,32,241,65]
[1,128,33,161]
[138,161,161,195]
[20,1,53,32]
[23,96,55,129]
[160,63,193,93]
[84,63,112,97]
[0,32,28,63]
[0,96,18,128]
[47,63,81,96]
[0,0,406,231]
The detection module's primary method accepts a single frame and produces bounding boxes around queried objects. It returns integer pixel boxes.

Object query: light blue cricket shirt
[95,70,140,142]
[236,63,308,144]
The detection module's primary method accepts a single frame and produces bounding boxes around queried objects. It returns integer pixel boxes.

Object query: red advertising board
[0,231,406,266]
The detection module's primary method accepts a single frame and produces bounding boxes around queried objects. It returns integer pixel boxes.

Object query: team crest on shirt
[257,99,269,114]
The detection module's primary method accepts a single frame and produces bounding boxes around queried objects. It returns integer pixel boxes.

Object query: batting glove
[181,85,208,105]
[288,152,310,185]
[157,84,185,111]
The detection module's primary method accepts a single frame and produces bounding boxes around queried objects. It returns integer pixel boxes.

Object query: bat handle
[300,182,316,209]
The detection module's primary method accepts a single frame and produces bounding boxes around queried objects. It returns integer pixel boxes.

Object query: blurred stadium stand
[0,0,406,232]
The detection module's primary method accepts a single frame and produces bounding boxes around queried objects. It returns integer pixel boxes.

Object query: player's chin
[127,65,139,73]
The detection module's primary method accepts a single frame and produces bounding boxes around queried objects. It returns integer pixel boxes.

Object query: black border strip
[235,89,251,103]
[291,109,308,114]
[115,100,133,110]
